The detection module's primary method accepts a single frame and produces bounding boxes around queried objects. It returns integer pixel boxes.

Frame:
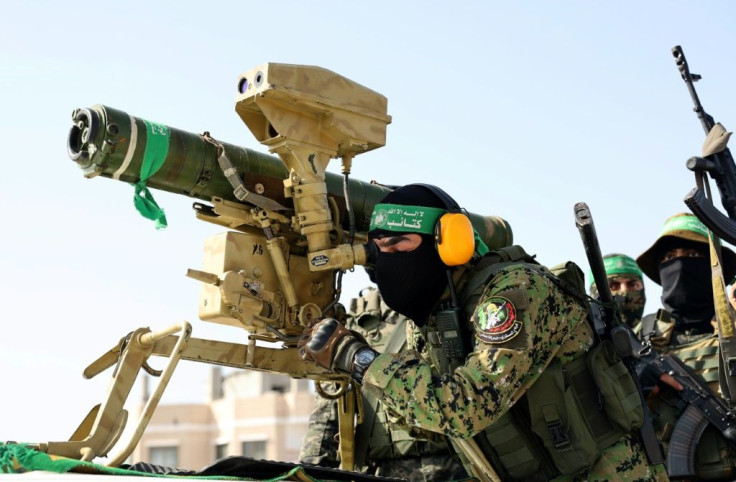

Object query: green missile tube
[67,105,512,247]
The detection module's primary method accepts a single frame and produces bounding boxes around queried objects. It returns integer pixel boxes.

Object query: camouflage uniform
[636,213,736,480]
[300,184,663,481]
[361,255,662,481]
[299,287,467,481]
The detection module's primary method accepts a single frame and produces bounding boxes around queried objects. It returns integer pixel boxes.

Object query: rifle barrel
[574,202,613,305]
[672,45,714,135]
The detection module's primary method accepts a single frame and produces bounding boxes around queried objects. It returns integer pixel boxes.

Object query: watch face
[351,348,377,383]
[355,348,377,366]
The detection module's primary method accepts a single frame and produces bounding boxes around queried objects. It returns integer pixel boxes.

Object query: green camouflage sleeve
[361,265,593,439]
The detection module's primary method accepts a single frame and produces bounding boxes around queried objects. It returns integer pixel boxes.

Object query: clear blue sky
[1,0,735,452]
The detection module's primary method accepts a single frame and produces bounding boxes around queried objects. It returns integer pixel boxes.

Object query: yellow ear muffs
[436,212,475,266]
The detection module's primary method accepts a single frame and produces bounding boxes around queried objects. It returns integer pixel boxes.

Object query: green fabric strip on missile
[0,443,327,480]
[474,230,490,256]
[134,119,170,229]
[0,443,239,479]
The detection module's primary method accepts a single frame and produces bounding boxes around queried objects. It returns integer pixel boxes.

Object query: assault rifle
[673,45,736,245]
[637,343,736,479]
[573,202,665,466]
[575,202,736,479]
[673,44,736,411]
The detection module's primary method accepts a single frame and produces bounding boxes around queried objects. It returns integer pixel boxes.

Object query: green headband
[369,203,446,234]
[588,254,642,287]
[659,215,708,238]
[369,203,490,257]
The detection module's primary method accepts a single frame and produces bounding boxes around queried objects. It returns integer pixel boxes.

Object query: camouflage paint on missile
[67,105,512,247]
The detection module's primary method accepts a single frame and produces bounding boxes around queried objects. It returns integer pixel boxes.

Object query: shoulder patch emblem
[474,296,522,344]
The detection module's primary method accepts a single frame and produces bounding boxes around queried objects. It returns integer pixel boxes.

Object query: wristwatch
[351,346,379,383]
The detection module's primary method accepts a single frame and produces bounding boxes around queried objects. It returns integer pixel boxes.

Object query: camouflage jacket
[362,259,662,481]
[298,288,466,481]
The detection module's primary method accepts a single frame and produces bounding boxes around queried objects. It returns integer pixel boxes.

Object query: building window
[215,443,228,460]
[266,378,288,393]
[242,440,266,460]
[149,446,178,467]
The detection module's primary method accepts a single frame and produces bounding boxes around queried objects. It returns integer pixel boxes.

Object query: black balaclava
[367,185,450,325]
[657,238,714,330]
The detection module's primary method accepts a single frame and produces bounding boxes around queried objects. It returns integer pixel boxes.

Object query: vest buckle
[546,420,571,450]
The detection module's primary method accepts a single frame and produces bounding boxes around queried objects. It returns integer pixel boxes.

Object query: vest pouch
[586,340,644,433]
[527,358,599,474]
[368,409,394,459]
[669,337,720,386]
[478,410,541,479]
[370,408,443,459]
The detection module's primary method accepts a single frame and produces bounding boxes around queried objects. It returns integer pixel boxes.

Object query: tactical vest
[425,246,645,481]
[641,310,720,389]
[348,288,453,467]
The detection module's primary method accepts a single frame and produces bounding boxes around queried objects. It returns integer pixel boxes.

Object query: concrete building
[131,368,316,470]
